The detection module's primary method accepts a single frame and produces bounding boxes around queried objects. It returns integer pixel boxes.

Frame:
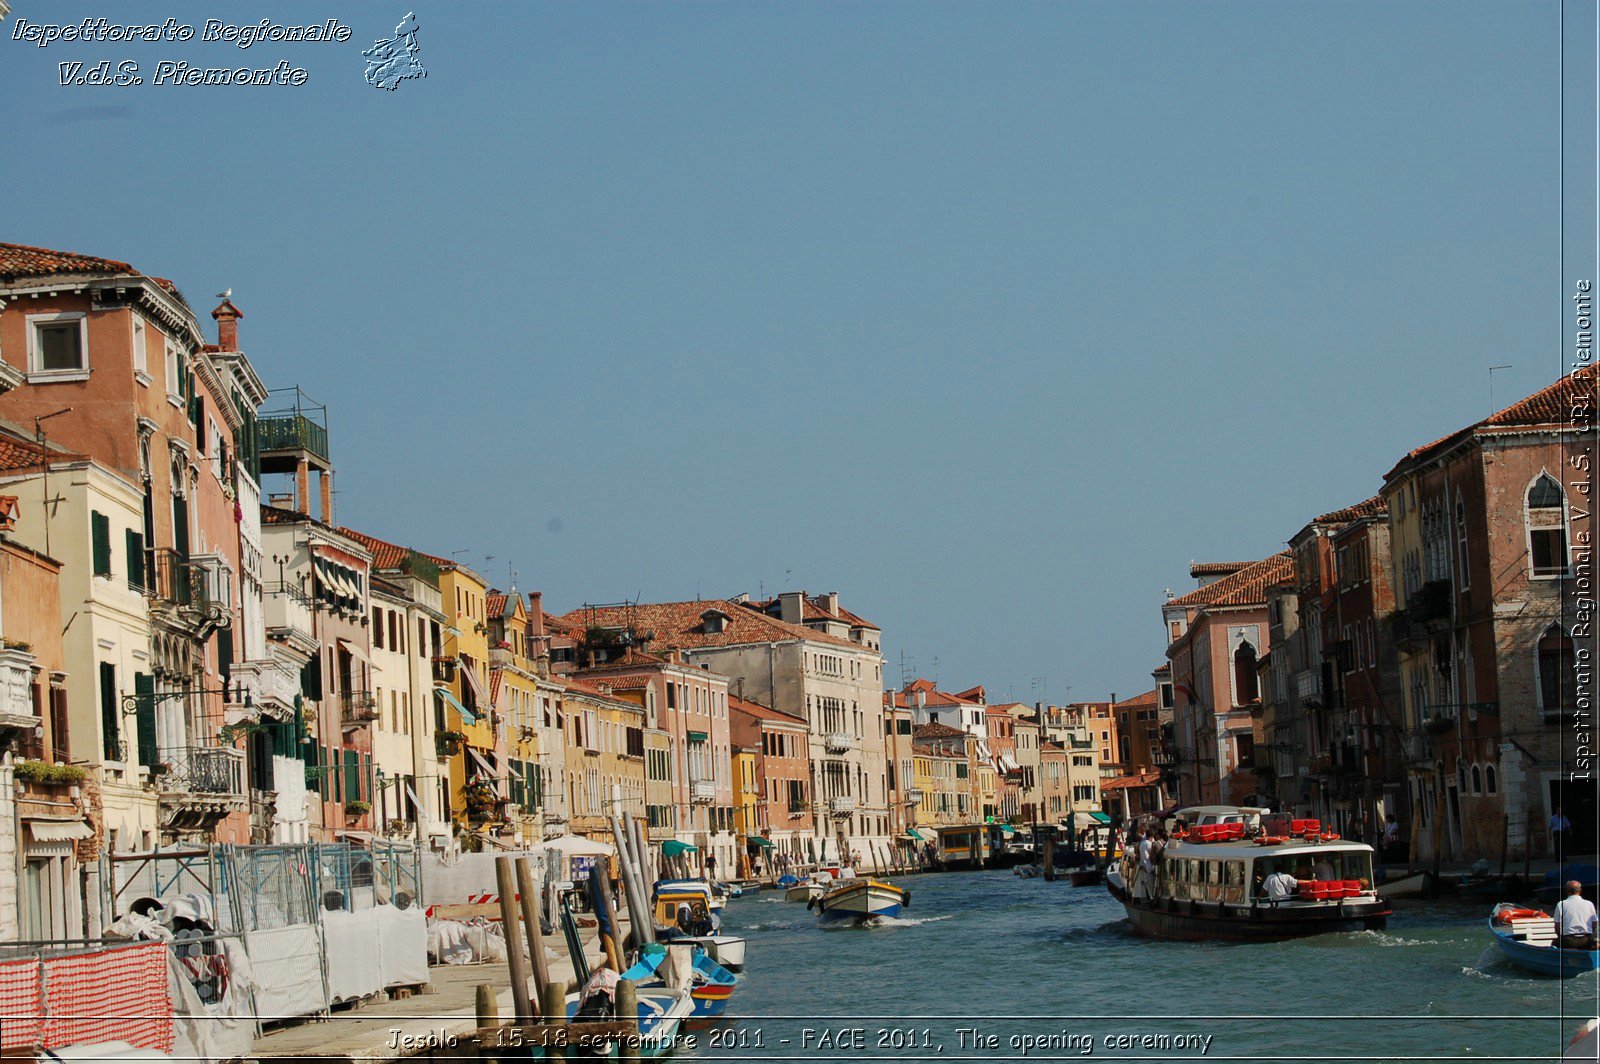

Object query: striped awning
[28,820,92,842]
[436,685,476,724]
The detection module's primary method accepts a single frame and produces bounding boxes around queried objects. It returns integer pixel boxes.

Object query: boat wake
[820,913,957,930]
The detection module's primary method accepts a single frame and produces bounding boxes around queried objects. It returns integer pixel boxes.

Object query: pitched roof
[1167,552,1293,611]
[1190,561,1253,578]
[1314,495,1388,524]
[1484,364,1596,427]
[1102,771,1163,792]
[555,599,863,652]
[1114,689,1160,710]
[729,695,806,726]
[1388,365,1597,479]
[913,722,967,740]
[0,242,137,282]
[559,674,643,707]
[336,526,412,571]
[0,434,51,472]
[486,593,508,618]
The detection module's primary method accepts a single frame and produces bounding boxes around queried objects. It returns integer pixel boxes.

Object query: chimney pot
[211,299,242,351]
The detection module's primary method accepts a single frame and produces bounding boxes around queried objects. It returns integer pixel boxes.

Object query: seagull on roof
[217,288,232,299]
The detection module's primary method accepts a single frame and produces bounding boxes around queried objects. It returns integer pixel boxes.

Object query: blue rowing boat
[620,943,738,1020]
[1489,903,1600,979]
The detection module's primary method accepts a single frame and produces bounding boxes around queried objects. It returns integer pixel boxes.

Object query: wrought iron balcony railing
[690,779,716,804]
[340,689,379,726]
[155,744,246,796]
[257,412,329,461]
[824,731,852,754]
[147,549,231,620]
[828,795,855,818]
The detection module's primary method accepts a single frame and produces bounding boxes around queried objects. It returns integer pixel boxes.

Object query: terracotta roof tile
[336,526,411,570]
[559,674,643,707]
[1314,495,1388,524]
[1102,771,1163,792]
[1388,366,1597,479]
[1190,561,1253,578]
[556,599,865,652]
[486,593,508,618]
[913,722,967,740]
[0,242,137,281]
[1485,364,1596,427]
[729,695,806,726]
[1114,689,1160,709]
[1167,552,1293,610]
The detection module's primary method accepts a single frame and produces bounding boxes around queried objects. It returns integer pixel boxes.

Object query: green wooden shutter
[216,628,233,690]
[133,672,157,767]
[125,529,144,589]
[99,662,120,760]
[91,512,112,577]
[344,749,359,802]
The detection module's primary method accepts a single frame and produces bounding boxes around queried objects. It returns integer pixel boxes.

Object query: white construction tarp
[539,835,614,857]
[375,905,429,988]
[320,909,383,1003]
[242,924,325,1021]
[166,941,255,1064]
[320,906,428,1003]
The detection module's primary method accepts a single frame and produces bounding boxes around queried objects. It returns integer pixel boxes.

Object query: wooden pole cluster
[1042,834,1057,881]
[493,856,535,1024]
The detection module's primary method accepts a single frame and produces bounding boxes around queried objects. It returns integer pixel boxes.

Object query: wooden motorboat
[1068,866,1103,887]
[811,878,908,924]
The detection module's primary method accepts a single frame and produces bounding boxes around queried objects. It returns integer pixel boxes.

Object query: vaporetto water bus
[1106,806,1391,942]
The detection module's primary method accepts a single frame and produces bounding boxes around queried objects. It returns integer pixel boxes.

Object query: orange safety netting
[0,941,173,1053]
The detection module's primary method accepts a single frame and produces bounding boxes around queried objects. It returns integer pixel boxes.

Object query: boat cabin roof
[1166,839,1375,861]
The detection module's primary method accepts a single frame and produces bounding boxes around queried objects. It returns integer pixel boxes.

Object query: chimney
[212,299,242,351]
[823,591,840,616]
[527,591,543,636]
[777,591,805,625]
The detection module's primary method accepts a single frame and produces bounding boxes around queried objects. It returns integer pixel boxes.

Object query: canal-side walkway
[247,921,610,1062]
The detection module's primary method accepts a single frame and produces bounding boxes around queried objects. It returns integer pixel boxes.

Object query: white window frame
[131,314,150,383]
[164,338,184,408]
[1525,470,1572,580]
[26,312,90,381]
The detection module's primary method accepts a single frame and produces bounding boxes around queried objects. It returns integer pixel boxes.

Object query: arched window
[1538,625,1575,716]
[1233,641,1259,706]
[1455,501,1470,590]
[1470,764,1482,795]
[1527,474,1568,577]
[1484,764,1498,795]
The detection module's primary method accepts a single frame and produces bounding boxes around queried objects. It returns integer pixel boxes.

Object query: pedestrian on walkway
[1551,806,1572,863]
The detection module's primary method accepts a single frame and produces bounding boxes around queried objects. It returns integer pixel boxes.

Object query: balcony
[824,731,852,754]
[431,656,458,683]
[1295,670,1320,705]
[147,550,232,630]
[155,744,248,835]
[228,658,300,717]
[257,411,329,463]
[1069,738,1093,750]
[0,645,38,742]
[1406,580,1452,624]
[905,787,924,804]
[827,795,855,818]
[690,779,716,804]
[339,689,379,727]
[1403,733,1434,764]
[263,581,315,649]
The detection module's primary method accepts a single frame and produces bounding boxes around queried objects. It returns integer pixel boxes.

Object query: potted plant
[436,729,466,756]
[14,760,87,786]
[345,800,371,817]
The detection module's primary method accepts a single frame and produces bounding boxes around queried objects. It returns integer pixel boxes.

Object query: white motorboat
[812,878,908,923]
[673,932,747,970]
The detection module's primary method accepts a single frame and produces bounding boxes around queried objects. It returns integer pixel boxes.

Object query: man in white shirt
[1262,869,1300,903]
[1554,880,1597,950]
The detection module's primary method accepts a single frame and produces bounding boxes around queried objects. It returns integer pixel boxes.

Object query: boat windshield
[1251,850,1374,896]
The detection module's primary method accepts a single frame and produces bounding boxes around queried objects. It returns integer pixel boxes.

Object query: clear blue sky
[3,2,1582,705]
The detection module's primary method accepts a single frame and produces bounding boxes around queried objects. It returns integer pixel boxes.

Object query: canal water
[685,869,1592,1063]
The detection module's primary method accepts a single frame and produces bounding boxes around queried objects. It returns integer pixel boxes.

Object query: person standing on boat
[1554,881,1597,950]
[1382,815,1400,861]
[1134,828,1156,900]
[1551,807,1573,863]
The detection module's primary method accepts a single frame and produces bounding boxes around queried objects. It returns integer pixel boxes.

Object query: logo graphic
[363,13,425,91]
